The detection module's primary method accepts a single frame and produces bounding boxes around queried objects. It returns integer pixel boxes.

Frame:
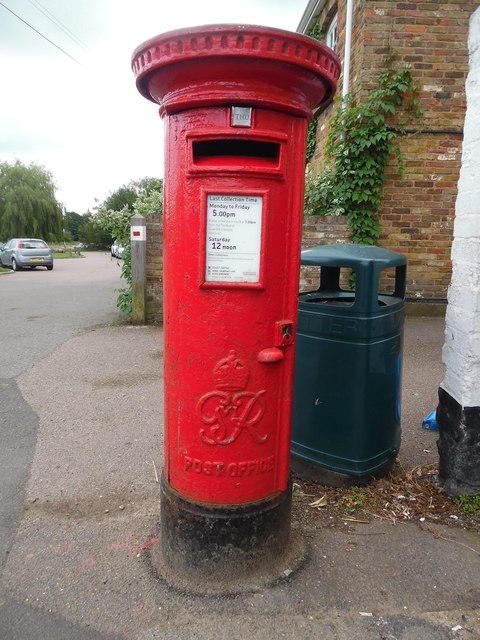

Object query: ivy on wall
[304,54,422,245]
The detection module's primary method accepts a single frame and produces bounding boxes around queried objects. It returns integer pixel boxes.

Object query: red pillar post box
[132,25,339,580]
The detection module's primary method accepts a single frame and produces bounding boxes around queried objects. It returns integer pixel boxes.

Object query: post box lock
[275,320,294,347]
[257,321,294,363]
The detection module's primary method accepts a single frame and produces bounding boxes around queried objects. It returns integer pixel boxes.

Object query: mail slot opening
[193,139,280,166]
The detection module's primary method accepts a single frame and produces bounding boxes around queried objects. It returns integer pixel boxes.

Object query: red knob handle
[257,347,284,363]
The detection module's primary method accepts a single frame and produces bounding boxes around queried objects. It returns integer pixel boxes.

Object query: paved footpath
[1,313,479,639]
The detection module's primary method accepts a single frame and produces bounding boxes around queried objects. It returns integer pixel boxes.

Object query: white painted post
[437,7,480,497]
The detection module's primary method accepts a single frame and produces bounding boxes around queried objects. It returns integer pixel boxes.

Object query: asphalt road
[0,252,123,640]
[0,252,122,378]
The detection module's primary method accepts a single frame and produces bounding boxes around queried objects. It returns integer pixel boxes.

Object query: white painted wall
[442,7,480,407]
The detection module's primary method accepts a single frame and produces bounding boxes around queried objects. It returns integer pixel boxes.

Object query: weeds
[340,486,365,513]
[457,494,480,517]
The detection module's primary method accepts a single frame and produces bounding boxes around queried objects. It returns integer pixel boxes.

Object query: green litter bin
[291,244,406,485]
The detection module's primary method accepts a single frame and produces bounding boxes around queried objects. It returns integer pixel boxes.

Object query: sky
[0,0,308,213]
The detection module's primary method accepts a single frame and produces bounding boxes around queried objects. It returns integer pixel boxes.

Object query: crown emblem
[213,350,249,391]
[197,350,266,445]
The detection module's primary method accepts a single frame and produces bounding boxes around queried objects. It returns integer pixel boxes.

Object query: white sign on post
[205,195,263,283]
[130,225,146,241]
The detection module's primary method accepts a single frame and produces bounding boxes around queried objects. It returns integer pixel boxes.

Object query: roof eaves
[297,0,328,34]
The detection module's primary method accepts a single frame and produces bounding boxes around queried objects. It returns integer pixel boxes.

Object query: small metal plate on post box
[231,106,252,127]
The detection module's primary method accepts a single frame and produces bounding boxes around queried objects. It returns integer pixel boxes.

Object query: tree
[79,213,112,247]
[64,211,85,241]
[102,186,137,213]
[102,177,163,214]
[0,161,63,241]
[95,177,163,245]
[94,176,163,314]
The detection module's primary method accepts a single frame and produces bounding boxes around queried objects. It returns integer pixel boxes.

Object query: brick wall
[146,215,163,324]
[381,134,459,298]
[309,0,478,300]
[300,215,350,291]
[312,0,366,168]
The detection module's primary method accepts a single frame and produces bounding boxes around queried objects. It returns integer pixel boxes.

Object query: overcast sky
[0,0,307,213]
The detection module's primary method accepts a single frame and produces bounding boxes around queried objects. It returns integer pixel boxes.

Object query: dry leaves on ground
[293,463,480,531]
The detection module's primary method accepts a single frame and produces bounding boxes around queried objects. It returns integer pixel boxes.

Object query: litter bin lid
[301,243,406,268]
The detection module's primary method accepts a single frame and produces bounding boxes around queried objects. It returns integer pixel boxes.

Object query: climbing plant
[305,58,422,245]
[94,178,163,315]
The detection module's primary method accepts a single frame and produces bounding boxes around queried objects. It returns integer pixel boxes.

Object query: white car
[111,241,125,259]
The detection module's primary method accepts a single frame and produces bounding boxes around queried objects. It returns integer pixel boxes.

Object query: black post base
[437,386,480,497]
[149,475,306,594]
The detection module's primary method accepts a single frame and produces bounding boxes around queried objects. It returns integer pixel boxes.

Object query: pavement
[2,316,480,639]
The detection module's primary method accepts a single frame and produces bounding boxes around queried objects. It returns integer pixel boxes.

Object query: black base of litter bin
[291,454,395,488]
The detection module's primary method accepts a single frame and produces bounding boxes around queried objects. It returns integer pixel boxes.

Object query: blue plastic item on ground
[422,410,438,431]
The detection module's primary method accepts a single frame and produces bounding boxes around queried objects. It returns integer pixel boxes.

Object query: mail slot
[132,24,340,580]
[193,138,281,160]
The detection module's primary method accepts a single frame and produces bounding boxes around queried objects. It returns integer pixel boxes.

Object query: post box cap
[132,24,341,118]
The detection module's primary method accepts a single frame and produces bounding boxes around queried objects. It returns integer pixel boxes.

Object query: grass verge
[52,251,84,259]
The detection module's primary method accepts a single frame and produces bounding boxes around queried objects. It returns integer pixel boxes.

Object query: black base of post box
[150,475,305,594]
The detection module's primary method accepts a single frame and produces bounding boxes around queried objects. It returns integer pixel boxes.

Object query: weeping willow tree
[0,161,63,241]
